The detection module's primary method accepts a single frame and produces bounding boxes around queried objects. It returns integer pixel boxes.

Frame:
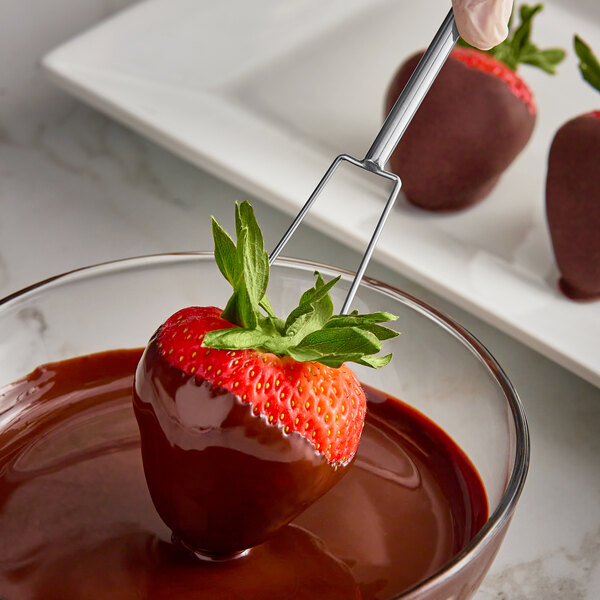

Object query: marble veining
[17,307,48,336]
[480,528,600,599]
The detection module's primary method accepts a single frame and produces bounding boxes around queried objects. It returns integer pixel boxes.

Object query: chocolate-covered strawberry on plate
[385,3,565,211]
[546,36,600,301]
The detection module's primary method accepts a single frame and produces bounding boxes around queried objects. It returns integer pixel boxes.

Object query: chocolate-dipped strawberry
[386,4,564,211]
[133,201,398,559]
[546,36,600,301]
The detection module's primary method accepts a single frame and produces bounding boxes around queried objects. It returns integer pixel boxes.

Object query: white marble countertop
[1,1,599,598]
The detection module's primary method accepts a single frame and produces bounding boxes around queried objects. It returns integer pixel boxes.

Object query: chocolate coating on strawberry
[386,49,535,211]
[546,37,600,301]
[386,4,564,211]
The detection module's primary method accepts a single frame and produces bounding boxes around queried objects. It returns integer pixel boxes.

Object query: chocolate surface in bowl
[0,349,487,599]
[0,254,529,600]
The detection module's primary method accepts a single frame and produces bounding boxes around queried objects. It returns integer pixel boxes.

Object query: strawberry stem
[457,3,565,74]
[204,202,399,369]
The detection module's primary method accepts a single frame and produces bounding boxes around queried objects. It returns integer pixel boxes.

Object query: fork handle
[364,9,459,170]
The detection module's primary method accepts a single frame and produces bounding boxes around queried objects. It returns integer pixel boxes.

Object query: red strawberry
[156,307,366,463]
[133,202,398,559]
[385,4,564,211]
[546,37,600,301]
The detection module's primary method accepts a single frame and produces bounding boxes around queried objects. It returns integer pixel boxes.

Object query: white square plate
[42,0,600,387]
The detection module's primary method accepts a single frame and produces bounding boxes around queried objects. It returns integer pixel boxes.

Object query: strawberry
[546,36,600,301]
[133,201,398,558]
[155,306,366,463]
[385,4,564,211]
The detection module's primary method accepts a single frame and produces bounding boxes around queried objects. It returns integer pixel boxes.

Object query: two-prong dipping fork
[269,9,460,314]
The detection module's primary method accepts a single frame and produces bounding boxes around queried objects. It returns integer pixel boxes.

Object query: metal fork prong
[269,10,458,316]
[270,153,401,315]
[340,169,401,314]
[269,154,347,266]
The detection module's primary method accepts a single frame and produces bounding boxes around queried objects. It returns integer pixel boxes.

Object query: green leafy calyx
[203,201,399,369]
[574,35,600,93]
[457,3,565,74]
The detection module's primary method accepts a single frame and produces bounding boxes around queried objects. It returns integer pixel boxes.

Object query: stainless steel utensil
[269,8,459,314]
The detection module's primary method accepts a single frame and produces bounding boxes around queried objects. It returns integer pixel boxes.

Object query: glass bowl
[0,253,529,599]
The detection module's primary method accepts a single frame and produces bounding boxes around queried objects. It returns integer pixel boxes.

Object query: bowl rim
[0,252,529,597]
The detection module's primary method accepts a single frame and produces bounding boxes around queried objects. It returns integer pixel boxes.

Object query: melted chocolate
[546,113,600,301]
[386,51,535,211]
[0,349,487,599]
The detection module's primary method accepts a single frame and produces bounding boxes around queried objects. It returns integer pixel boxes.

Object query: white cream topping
[452,0,512,50]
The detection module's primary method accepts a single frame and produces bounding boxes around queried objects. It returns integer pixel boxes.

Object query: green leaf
[214,202,268,330]
[236,204,270,306]
[284,273,339,340]
[361,323,399,341]
[202,328,271,350]
[324,311,399,341]
[204,202,398,370]
[234,202,244,239]
[258,298,286,335]
[510,4,543,56]
[219,203,271,330]
[331,310,398,323]
[286,350,394,369]
[221,284,257,330]
[297,272,335,305]
[313,353,365,369]
[308,273,336,329]
[520,44,566,74]
[574,35,600,92]
[488,43,518,70]
[286,346,324,363]
[537,47,567,65]
[286,348,365,369]
[212,217,239,285]
[295,327,381,357]
[355,354,393,369]
[259,295,277,319]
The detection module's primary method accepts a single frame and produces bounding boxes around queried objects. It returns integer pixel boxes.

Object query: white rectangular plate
[42,0,600,387]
